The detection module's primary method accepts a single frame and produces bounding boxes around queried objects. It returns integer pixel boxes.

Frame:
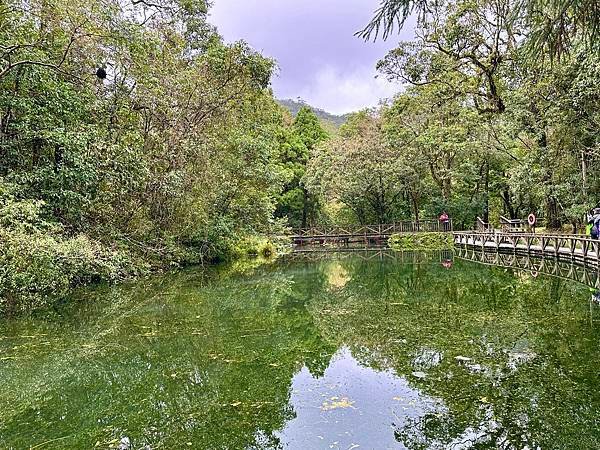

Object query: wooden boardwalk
[289,222,600,274]
[453,231,600,266]
[292,220,452,247]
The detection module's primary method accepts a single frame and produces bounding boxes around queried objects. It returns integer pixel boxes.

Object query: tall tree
[275,106,328,228]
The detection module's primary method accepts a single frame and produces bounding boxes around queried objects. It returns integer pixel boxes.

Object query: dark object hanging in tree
[96,67,107,80]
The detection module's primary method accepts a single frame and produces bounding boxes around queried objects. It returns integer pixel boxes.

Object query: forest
[1,0,599,311]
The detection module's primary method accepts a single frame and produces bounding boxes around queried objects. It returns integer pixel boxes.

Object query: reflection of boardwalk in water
[455,247,600,289]
[286,247,600,289]
[284,249,454,264]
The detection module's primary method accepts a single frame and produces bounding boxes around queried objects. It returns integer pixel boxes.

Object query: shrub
[389,232,454,251]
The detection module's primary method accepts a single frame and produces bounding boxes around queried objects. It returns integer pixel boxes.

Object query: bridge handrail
[453,231,600,264]
[292,219,452,237]
[453,231,590,240]
[476,217,491,232]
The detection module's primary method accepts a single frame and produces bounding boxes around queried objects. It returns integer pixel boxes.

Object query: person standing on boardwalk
[590,208,600,239]
[439,211,450,231]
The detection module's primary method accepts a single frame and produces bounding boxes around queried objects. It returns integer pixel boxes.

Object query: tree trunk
[501,184,516,219]
[411,192,420,223]
[301,187,308,228]
[546,195,561,229]
[483,161,490,223]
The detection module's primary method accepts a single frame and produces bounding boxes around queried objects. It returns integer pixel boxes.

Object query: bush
[0,228,142,313]
[231,236,278,258]
[389,232,454,251]
[0,183,144,313]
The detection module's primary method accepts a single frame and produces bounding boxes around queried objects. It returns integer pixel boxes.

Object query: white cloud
[292,66,401,115]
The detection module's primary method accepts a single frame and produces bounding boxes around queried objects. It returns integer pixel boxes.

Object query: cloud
[209,0,414,113]
[294,66,401,114]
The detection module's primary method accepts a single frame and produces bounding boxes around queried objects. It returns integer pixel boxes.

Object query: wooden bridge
[292,220,452,247]
[289,220,600,273]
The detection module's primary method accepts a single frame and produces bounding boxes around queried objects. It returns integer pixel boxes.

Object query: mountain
[278,98,350,128]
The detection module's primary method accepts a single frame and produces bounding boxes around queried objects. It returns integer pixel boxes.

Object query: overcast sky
[209,0,415,114]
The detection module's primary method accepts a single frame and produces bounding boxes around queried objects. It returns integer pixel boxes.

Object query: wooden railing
[292,220,453,238]
[499,215,527,232]
[476,217,491,232]
[453,231,600,266]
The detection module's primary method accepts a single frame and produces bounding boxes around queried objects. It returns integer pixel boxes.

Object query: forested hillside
[278,99,349,128]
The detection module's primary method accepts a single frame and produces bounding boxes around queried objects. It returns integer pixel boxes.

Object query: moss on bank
[389,232,454,251]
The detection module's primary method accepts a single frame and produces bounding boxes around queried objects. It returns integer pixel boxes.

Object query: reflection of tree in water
[0,264,337,449]
[306,257,600,449]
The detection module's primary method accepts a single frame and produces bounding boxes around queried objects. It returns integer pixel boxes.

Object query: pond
[2,252,600,449]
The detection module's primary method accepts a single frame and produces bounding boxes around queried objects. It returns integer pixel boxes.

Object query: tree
[274,107,328,228]
[0,0,289,310]
[305,111,409,224]
[358,0,600,61]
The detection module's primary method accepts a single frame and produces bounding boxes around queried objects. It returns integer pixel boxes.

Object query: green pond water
[2,252,600,449]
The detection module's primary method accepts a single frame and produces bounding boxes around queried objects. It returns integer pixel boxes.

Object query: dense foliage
[0,0,318,311]
[305,0,600,229]
[274,107,328,228]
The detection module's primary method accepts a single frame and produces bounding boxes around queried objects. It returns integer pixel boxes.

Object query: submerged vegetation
[1,255,599,448]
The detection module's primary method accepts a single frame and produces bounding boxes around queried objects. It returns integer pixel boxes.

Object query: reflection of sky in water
[275,347,443,450]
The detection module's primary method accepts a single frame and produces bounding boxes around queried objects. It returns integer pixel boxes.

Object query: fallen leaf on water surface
[321,397,355,411]
[250,401,274,408]
[231,401,242,407]
[480,397,489,403]
[392,396,404,401]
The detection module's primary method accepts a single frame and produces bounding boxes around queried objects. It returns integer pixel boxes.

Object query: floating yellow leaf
[320,397,355,411]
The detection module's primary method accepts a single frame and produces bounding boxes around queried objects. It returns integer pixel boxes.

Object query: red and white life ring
[527,213,536,226]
